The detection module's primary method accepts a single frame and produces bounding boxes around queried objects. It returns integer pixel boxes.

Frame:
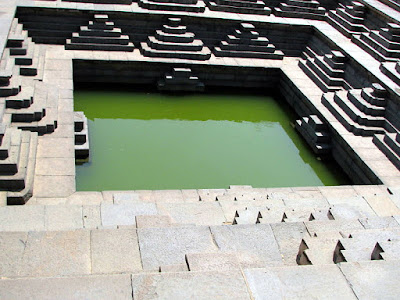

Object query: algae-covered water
[74,87,349,191]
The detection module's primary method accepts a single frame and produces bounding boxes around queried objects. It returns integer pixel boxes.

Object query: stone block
[186,252,241,271]
[91,228,142,274]
[83,205,101,229]
[339,260,400,299]
[131,271,250,299]
[157,202,226,226]
[45,205,83,230]
[101,203,157,227]
[210,224,282,268]
[18,230,91,277]
[0,205,45,231]
[0,232,28,277]
[135,215,172,228]
[137,226,217,270]
[245,265,356,299]
[0,274,132,300]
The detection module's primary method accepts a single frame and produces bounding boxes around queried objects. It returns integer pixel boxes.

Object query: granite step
[138,0,206,12]
[373,133,400,170]
[206,1,272,15]
[322,92,385,136]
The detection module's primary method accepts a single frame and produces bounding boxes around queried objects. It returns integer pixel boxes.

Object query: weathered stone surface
[210,224,282,268]
[132,271,250,299]
[157,202,226,226]
[186,252,241,271]
[17,230,91,277]
[91,228,142,274]
[83,205,101,229]
[44,205,83,230]
[0,274,132,300]
[0,232,28,277]
[138,226,217,270]
[136,215,172,228]
[245,265,356,299]
[101,203,157,227]
[0,205,45,231]
[271,222,309,265]
[339,261,400,299]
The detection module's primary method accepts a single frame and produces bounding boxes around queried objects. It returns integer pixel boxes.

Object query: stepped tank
[74,85,349,191]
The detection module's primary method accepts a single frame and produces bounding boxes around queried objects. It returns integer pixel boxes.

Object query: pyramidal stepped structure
[157,67,205,92]
[274,0,327,20]
[205,0,272,15]
[141,18,211,60]
[214,23,283,59]
[65,14,134,51]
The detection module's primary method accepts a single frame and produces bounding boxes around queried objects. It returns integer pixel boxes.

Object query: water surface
[75,88,349,191]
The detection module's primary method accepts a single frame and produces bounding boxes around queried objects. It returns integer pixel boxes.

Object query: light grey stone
[359,216,400,229]
[33,175,75,198]
[101,203,157,227]
[363,195,400,216]
[186,252,241,271]
[0,206,45,231]
[113,192,140,204]
[132,271,250,299]
[245,265,356,299]
[67,192,104,205]
[136,215,172,228]
[340,261,400,300]
[0,274,132,300]
[45,205,83,230]
[17,230,91,277]
[157,202,226,226]
[0,232,28,277]
[91,228,142,274]
[210,224,282,268]
[83,205,101,229]
[271,222,309,265]
[305,220,364,236]
[138,226,217,270]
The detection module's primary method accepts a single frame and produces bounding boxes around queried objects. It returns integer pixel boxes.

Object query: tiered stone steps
[205,0,272,15]
[380,60,400,85]
[4,81,59,136]
[214,23,284,59]
[65,14,134,52]
[299,49,353,92]
[6,19,42,77]
[0,127,37,204]
[352,23,400,62]
[74,111,89,161]
[373,132,400,170]
[157,67,205,92]
[328,1,368,38]
[322,83,390,136]
[138,0,206,12]
[295,115,331,155]
[274,0,327,20]
[141,18,211,60]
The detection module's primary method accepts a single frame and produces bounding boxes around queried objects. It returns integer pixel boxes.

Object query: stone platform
[0,0,400,298]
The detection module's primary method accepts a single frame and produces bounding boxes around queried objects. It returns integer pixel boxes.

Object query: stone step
[71,33,131,45]
[147,36,204,51]
[333,92,386,127]
[155,30,195,43]
[219,40,276,52]
[141,42,211,60]
[214,47,284,59]
[74,112,89,160]
[328,10,368,38]
[373,133,400,171]
[138,0,206,12]
[336,6,365,24]
[0,128,23,175]
[5,86,34,109]
[286,0,321,8]
[380,61,400,85]
[215,0,266,9]
[78,27,122,38]
[65,40,134,52]
[298,60,343,93]
[347,90,386,116]
[295,119,331,155]
[370,31,400,51]
[322,93,385,136]
[352,32,400,62]
[0,131,37,194]
[206,1,272,14]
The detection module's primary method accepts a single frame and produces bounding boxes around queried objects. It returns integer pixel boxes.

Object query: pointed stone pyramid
[214,23,284,59]
[65,14,134,51]
[141,18,211,60]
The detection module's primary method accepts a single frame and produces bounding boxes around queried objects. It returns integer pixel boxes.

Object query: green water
[74,88,349,191]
